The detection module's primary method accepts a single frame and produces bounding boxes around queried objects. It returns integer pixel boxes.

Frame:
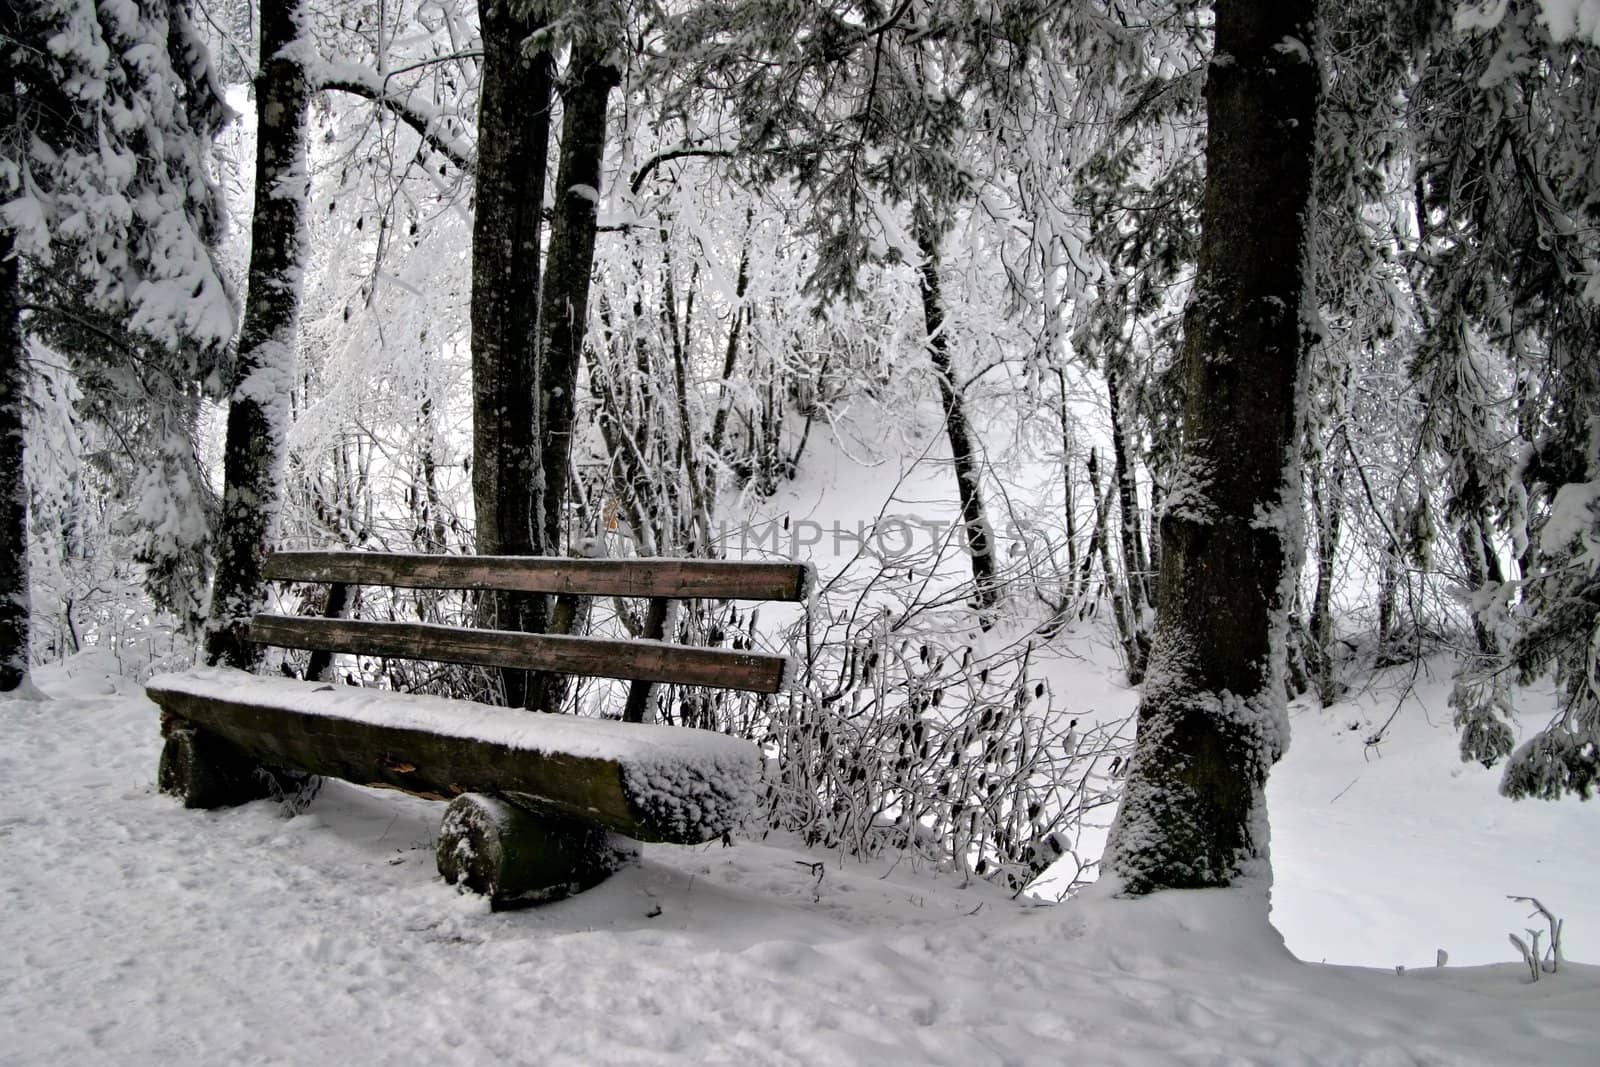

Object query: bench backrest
[251,551,809,695]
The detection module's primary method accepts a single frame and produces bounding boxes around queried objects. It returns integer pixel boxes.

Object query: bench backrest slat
[249,615,789,694]
[265,551,811,602]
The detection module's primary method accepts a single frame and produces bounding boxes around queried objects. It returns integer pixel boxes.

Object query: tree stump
[436,793,638,910]
[158,714,302,809]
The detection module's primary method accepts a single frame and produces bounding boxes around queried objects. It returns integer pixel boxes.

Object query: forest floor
[2,644,1596,1066]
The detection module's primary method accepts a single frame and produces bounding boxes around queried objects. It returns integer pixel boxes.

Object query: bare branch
[629,148,734,195]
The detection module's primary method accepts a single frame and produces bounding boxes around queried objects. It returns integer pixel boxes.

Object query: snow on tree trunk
[1,38,29,690]
[0,223,26,692]
[1104,0,1321,894]
[470,2,553,707]
[204,1,312,670]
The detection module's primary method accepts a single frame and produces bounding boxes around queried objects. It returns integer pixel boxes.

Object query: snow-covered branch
[311,60,475,173]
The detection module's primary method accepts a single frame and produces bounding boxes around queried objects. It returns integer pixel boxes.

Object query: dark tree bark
[0,222,26,692]
[471,2,554,706]
[1108,364,1152,683]
[522,34,617,713]
[915,226,998,622]
[0,34,23,689]
[203,0,312,669]
[1056,370,1081,599]
[1309,457,1343,704]
[1108,367,1150,605]
[709,212,754,486]
[1105,0,1321,893]
[1454,465,1504,656]
[535,35,619,553]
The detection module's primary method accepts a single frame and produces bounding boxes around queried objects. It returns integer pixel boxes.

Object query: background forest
[4,0,1599,899]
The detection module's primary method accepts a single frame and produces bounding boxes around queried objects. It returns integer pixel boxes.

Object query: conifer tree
[1413,4,1600,798]
[1105,0,1322,892]
[2,0,234,689]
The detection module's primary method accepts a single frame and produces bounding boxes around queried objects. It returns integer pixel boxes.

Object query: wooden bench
[146,551,811,908]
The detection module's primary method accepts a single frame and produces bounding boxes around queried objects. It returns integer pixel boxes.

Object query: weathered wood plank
[249,615,790,693]
[264,551,812,601]
[146,670,760,843]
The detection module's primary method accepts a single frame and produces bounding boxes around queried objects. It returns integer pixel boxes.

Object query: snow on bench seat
[146,667,761,844]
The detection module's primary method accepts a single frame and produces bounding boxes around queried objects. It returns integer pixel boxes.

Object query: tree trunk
[1108,364,1152,682]
[1080,447,1108,605]
[1108,366,1149,606]
[471,3,554,706]
[203,1,311,669]
[0,24,24,684]
[536,36,619,553]
[915,225,997,622]
[0,221,27,691]
[0,30,30,689]
[0,0,19,686]
[1457,510,1503,657]
[1055,369,1081,599]
[1309,458,1343,704]
[709,212,754,505]
[524,36,617,711]
[1105,0,1321,894]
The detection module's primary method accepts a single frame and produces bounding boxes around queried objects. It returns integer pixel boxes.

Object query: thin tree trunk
[662,240,714,553]
[1451,461,1504,656]
[1457,517,1500,655]
[1108,366,1149,606]
[525,37,617,710]
[588,334,660,556]
[709,210,754,498]
[536,36,619,554]
[915,225,997,622]
[1309,458,1343,704]
[418,395,447,552]
[1376,532,1400,657]
[471,2,553,706]
[1079,447,1108,606]
[1105,0,1321,893]
[1055,369,1080,599]
[1090,429,1141,670]
[204,1,311,669]
[1107,364,1151,682]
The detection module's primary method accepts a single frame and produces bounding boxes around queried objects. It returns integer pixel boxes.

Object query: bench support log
[158,714,305,809]
[437,793,637,909]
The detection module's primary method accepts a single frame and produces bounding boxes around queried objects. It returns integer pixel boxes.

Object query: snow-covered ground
[2,649,1595,1066]
[7,412,1595,1063]
[1271,661,1597,970]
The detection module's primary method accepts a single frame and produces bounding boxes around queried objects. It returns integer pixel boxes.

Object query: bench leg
[158,714,304,810]
[436,793,638,910]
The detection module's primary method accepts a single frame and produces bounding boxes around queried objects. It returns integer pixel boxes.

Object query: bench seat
[147,667,762,845]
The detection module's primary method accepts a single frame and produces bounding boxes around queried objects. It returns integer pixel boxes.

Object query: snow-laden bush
[738,540,1131,895]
